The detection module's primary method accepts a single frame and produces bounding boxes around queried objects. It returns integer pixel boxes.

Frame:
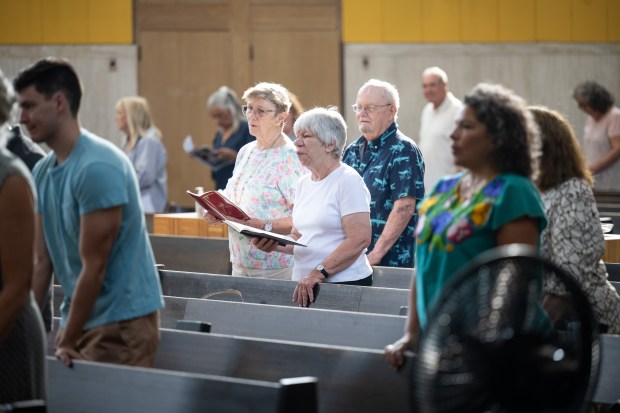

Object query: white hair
[422,66,448,84]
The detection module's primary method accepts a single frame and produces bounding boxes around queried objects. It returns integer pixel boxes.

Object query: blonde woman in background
[116,96,168,213]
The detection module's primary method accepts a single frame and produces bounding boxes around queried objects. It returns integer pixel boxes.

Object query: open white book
[223,220,307,247]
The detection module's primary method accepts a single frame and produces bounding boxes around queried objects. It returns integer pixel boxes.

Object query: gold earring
[276,122,282,127]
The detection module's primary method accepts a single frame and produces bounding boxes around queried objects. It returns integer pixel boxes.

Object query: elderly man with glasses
[343,79,425,268]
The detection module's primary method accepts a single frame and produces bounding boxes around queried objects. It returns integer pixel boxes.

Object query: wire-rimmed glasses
[242,105,277,118]
[351,103,391,114]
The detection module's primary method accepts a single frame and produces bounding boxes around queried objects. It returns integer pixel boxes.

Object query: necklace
[458,174,492,203]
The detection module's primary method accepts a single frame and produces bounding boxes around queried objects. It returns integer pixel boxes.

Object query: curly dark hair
[573,81,614,115]
[14,57,82,117]
[464,83,540,179]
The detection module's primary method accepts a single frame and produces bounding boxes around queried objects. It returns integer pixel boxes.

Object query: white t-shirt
[419,92,463,191]
[292,164,373,283]
[583,106,620,191]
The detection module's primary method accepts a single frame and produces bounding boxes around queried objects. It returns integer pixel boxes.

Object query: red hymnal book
[186,190,250,221]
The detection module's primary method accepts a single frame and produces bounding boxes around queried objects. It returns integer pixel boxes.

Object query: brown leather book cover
[186,190,250,221]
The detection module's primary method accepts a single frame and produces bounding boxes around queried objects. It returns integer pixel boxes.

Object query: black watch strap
[315,264,329,278]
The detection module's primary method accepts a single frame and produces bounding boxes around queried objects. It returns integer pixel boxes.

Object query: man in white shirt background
[418,66,463,190]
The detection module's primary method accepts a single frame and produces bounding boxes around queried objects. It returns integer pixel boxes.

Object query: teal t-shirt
[33,130,164,329]
[415,173,547,329]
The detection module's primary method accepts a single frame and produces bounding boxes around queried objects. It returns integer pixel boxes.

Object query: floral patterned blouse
[415,173,547,328]
[541,178,620,333]
[223,140,305,269]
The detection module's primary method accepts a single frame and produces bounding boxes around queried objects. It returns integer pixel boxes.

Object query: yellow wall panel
[460,0,498,42]
[383,0,422,42]
[88,0,133,43]
[498,0,535,41]
[421,0,460,42]
[42,0,90,43]
[0,0,43,44]
[342,0,382,42]
[535,0,571,41]
[571,0,607,41]
[609,0,620,41]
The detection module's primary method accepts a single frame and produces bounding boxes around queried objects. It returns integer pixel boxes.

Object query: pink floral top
[223,140,305,269]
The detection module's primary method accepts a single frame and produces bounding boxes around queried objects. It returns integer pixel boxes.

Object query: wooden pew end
[278,377,318,413]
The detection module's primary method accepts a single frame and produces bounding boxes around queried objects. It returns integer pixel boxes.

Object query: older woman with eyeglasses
[253,107,373,306]
[203,82,305,280]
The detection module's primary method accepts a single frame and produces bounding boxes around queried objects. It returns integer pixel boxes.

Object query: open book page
[186,190,250,221]
[223,220,307,247]
[183,135,234,172]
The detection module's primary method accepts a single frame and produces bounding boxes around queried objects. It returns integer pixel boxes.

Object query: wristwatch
[264,221,273,232]
[315,264,330,278]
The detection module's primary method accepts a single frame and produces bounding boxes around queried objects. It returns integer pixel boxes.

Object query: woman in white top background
[573,81,620,192]
[253,107,373,307]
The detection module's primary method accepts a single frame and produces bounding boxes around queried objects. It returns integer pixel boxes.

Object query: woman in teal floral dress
[385,83,547,369]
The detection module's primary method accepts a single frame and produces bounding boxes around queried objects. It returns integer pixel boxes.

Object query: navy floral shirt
[342,123,425,267]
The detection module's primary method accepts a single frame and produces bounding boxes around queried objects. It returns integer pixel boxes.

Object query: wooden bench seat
[150,234,231,275]
[155,328,412,413]
[51,289,406,350]
[181,298,406,350]
[149,234,415,289]
[158,269,409,315]
[47,357,317,413]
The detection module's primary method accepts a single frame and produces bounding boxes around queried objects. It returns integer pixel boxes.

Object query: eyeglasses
[242,105,277,118]
[351,103,391,114]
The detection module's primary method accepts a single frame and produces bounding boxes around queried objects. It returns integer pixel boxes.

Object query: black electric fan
[412,244,600,413]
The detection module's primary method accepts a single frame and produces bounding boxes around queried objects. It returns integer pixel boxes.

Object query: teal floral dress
[415,172,547,328]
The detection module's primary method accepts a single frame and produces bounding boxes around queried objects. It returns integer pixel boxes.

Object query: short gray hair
[294,107,347,159]
[207,85,244,131]
[0,68,15,125]
[422,66,448,84]
[242,82,291,114]
[359,79,400,120]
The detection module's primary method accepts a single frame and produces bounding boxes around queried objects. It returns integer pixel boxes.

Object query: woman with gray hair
[573,81,620,192]
[205,86,254,189]
[0,68,46,404]
[385,83,547,369]
[253,107,373,305]
[204,82,305,279]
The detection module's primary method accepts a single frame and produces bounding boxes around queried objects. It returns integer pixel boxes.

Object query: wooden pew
[372,266,414,289]
[155,328,620,408]
[47,357,317,413]
[51,289,406,350]
[154,328,412,413]
[149,234,231,275]
[181,298,406,350]
[593,334,620,404]
[149,234,414,289]
[594,190,620,205]
[158,269,409,315]
[606,263,620,282]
